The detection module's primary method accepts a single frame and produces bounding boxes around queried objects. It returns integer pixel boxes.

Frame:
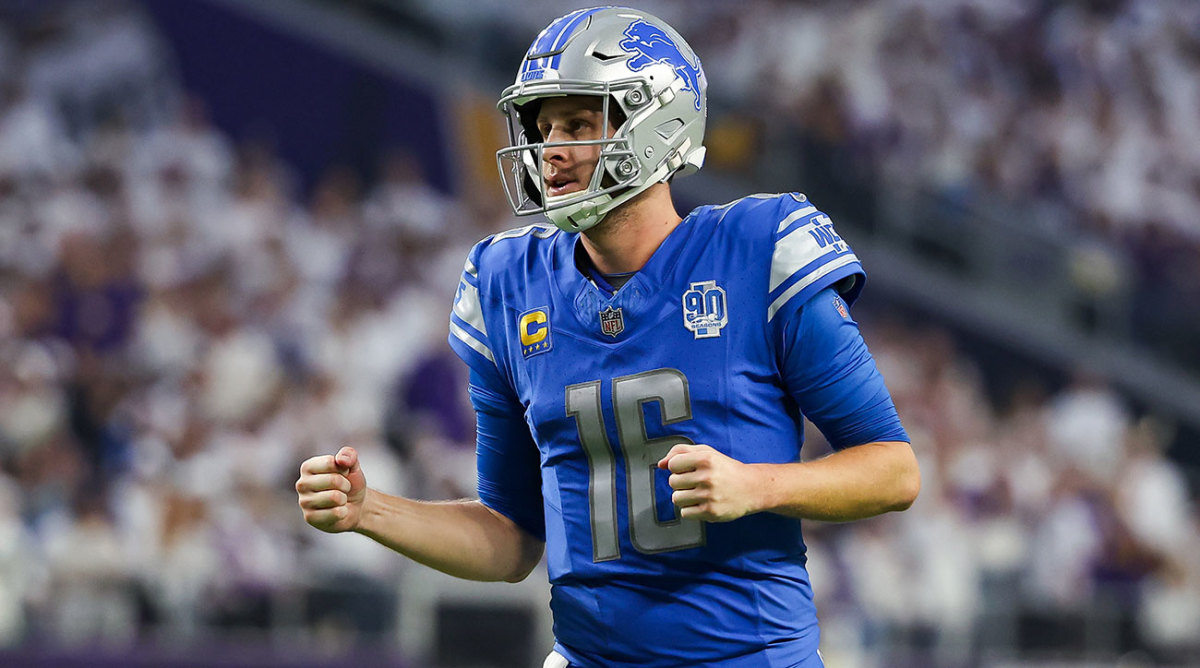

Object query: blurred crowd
[811,319,1200,664]
[0,1,1198,666]
[686,0,1200,368]
[0,1,500,653]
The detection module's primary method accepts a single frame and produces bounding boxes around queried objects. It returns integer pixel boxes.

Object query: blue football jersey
[448,193,905,666]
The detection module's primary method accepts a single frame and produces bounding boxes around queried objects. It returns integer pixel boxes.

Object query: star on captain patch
[599,305,624,337]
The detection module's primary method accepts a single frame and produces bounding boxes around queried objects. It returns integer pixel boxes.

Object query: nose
[541,127,571,165]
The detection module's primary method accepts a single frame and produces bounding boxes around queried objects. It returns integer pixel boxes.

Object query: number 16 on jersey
[566,368,706,562]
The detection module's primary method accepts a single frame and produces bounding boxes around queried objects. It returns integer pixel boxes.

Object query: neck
[579,183,682,274]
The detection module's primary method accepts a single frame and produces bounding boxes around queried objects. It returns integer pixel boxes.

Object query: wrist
[353,487,379,535]
[746,463,778,515]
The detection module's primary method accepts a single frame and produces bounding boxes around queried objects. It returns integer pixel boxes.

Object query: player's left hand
[657,444,761,522]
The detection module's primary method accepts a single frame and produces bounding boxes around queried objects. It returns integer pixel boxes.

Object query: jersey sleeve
[765,193,864,325]
[470,368,546,542]
[448,238,504,382]
[775,287,909,450]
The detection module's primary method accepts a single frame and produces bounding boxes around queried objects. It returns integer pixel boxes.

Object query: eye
[537,123,551,140]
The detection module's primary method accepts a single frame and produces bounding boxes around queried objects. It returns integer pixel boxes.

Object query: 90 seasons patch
[682,280,728,339]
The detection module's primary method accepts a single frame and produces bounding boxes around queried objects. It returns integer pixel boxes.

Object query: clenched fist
[296,446,368,533]
[657,443,763,522]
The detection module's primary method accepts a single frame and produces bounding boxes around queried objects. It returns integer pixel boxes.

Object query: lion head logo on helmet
[618,20,703,111]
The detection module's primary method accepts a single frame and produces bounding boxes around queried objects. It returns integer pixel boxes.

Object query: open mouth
[546,175,580,198]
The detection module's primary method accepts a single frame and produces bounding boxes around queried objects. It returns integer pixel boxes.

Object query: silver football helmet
[496,7,707,233]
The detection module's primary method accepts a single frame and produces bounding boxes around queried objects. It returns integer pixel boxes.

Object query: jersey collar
[549,212,699,340]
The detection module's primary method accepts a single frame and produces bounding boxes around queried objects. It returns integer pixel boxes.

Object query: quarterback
[298,7,919,667]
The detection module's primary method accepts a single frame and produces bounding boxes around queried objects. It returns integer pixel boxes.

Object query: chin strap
[546,156,682,232]
[546,192,613,232]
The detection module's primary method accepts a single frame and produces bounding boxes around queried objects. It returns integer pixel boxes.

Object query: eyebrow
[536,107,604,125]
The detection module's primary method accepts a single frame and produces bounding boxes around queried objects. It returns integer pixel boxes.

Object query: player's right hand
[296,446,368,533]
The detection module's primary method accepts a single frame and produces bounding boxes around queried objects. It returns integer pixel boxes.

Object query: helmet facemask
[497,81,646,233]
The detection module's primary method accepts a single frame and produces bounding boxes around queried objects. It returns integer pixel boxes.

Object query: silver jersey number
[566,368,705,562]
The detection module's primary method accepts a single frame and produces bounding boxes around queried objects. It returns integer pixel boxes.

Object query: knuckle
[302,456,323,472]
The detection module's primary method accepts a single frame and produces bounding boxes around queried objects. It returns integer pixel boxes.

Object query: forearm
[354,489,544,582]
[755,441,920,522]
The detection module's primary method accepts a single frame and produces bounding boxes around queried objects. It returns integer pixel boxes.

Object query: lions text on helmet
[496,7,708,233]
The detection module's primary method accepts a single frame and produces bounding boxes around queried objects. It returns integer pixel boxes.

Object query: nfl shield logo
[599,306,624,337]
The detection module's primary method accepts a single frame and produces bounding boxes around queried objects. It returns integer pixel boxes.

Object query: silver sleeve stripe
[491,223,557,243]
[449,321,496,363]
[463,256,478,278]
[775,205,818,233]
[770,220,830,292]
[766,254,860,322]
[452,281,487,334]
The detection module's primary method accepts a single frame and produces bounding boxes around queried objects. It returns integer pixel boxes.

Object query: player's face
[535,96,617,199]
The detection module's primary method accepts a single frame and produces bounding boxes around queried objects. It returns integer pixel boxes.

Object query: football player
[298,7,919,666]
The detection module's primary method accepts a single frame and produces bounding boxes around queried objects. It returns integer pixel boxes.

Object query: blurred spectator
[41,489,137,647]
[1044,369,1131,486]
[0,81,79,180]
[1137,512,1200,659]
